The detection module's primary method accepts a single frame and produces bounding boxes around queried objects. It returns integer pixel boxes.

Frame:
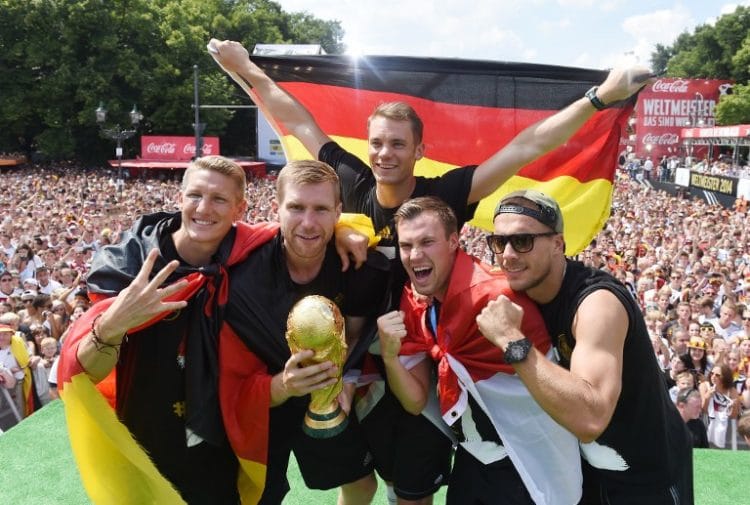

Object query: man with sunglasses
[741,308,750,337]
[477,190,693,505]
[379,196,581,505]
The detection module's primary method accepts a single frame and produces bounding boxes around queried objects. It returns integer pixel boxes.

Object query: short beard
[505,261,552,298]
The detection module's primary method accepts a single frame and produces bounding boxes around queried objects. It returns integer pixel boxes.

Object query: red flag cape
[249,54,633,254]
[397,250,583,504]
[398,249,550,417]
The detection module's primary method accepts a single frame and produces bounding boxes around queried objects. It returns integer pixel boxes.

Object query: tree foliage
[714,83,750,125]
[650,43,674,77]
[0,0,344,160]
[650,5,750,125]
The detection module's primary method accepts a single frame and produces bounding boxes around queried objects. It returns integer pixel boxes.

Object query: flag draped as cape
[398,249,551,419]
[398,249,581,504]
[58,214,278,504]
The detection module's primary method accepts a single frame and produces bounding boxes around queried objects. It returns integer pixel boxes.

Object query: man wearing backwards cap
[477,189,693,504]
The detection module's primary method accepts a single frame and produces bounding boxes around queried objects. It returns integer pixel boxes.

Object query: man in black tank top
[477,190,693,505]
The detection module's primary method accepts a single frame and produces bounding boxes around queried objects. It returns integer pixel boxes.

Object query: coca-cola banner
[140,136,220,161]
[635,78,733,161]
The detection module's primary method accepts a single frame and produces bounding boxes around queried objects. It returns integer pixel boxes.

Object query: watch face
[508,344,523,361]
[505,339,531,364]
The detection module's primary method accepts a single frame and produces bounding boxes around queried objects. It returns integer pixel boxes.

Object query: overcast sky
[274,0,749,69]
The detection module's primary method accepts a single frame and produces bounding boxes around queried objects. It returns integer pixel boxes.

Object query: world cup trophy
[286,295,348,439]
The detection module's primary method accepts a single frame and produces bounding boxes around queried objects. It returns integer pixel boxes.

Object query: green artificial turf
[1,400,89,505]
[0,400,745,504]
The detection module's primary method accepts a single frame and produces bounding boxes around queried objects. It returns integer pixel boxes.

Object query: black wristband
[585,86,607,111]
[90,314,125,355]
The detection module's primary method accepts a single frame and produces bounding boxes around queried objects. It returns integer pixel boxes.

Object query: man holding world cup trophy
[220,160,390,504]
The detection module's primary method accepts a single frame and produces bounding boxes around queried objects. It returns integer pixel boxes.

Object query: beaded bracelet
[90,314,125,355]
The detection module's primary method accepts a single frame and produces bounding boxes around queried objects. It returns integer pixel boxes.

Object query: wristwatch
[585,86,607,111]
[504,338,532,364]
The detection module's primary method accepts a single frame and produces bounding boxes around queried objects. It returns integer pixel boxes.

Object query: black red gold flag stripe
[250,54,633,254]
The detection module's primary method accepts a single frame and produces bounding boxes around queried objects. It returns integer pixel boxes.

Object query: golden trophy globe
[286,295,348,439]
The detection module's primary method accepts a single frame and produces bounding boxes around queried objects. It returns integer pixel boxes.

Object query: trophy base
[302,404,349,439]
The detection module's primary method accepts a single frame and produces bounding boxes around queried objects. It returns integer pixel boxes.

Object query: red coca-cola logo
[142,136,219,160]
[183,144,215,155]
[146,142,177,154]
[651,79,689,93]
[642,133,679,145]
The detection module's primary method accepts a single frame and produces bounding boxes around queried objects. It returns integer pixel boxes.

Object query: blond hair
[276,160,340,204]
[40,336,57,350]
[182,156,246,201]
[368,102,424,144]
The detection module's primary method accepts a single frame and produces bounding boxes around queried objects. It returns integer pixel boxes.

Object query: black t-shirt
[319,141,477,305]
[538,260,690,492]
[116,235,239,504]
[225,236,388,416]
[226,233,389,373]
[224,233,389,497]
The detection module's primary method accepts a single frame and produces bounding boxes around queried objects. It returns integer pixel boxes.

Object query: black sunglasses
[486,232,557,254]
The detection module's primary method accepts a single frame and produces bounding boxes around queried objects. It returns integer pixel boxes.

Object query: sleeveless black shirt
[538,260,689,491]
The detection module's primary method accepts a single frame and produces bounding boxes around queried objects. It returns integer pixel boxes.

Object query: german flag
[248,55,632,254]
[58,219,280,504]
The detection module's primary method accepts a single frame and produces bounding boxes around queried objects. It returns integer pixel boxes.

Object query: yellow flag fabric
[336,212,380,247]
[10,333,33,416]
[61,374,186,504]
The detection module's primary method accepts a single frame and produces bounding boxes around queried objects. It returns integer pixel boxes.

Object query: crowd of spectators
[573,175,750,449]
[624,152,750,182]
[0,163,748,448]
[691,156,750,179]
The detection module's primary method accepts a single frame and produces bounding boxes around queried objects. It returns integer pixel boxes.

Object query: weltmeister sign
[634,79,733,161]
[689,172,737,196]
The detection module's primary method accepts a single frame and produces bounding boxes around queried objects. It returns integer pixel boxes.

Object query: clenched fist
[476,294,525,350]
[378,310,407,360]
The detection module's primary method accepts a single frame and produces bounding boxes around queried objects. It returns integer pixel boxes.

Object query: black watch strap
[504,338,532,364]
[585,86,607,111]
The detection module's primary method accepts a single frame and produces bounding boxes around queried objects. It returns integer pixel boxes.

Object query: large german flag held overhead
[249,54,633,254]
